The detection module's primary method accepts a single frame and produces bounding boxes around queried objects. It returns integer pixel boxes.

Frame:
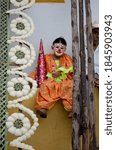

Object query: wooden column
[79,0,89,150]
[71,0,80,150]
[85,0,97,150]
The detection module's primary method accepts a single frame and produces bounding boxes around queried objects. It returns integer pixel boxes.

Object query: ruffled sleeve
[28,69,37,80]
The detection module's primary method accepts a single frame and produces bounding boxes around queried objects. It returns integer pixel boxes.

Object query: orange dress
[29,53,73,111]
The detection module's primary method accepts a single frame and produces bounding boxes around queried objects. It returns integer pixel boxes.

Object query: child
[30,37,73,118]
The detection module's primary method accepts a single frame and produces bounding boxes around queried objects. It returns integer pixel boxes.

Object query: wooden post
[71,0,80,150]
[79,0,89,150]
[85,0,97,150]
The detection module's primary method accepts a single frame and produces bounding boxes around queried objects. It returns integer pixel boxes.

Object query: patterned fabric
[36,39,46,87]
[46,59,73,83]
[29,53,73,111]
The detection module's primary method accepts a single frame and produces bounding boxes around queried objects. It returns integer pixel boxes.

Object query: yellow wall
[7,93,72,150]
[95,87,99,146]
[7,87,99,150]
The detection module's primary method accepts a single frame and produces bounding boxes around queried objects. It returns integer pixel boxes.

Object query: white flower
[10,0,29,7]
[10,17,31,35]
[9,11,35,39]
[10,140,34,150]
[7,103,39,150]
[7,77,30,97]
[9,45,30,65]
[8,39,36,70]
[7,70,37,103]
[6,113,31,136]
[7,0,35,12]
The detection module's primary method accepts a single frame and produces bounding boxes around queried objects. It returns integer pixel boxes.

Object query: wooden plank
[71,0,80,150]
[85,0,97,149]
[79,0,89,150]
[36,0,64,3]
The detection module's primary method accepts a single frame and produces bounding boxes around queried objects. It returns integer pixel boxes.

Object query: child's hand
[52,71,61,78]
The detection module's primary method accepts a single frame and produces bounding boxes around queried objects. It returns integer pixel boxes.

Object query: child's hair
[52,37,67,46]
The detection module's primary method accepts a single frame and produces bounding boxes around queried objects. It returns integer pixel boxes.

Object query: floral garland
[9,45,31,65]
[7,103,39,150]
[10,17,31,35]
[6,0,39,150]
[8,0,35,12]
[7,70,37,103]
[7,11,35,39]
[7,77,31,97]
[8,39,36,70]
[6,113,31,136]
[10,0,29,7]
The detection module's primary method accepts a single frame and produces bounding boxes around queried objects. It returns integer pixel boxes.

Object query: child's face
[52,43,66,57]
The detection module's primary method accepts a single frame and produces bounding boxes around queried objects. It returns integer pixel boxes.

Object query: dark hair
[52,37,67,46]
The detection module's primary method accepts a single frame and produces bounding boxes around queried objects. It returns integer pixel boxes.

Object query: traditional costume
[29,53,73,111]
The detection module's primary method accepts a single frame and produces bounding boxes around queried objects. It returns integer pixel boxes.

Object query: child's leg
[62,99,72,112]
[35,79,61,117]
[35,91,57,110]
[60,79,73,116]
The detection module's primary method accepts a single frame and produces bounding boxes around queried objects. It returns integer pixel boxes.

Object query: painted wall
[24,0,71,73]
[7,87,99,150]
[91,0,99,74]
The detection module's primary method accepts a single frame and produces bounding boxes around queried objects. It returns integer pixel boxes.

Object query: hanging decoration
[6,0,39,150]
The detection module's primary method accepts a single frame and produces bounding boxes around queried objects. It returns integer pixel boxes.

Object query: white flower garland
[10,17,31,35]
[6,113,31,136]
[7,0,38,149]
[7,103,39,150]
[8,39,36,70]
[7,11,35,39]
[7,70,27,77]
[10,0,29,7]
[7,70,37,102]
[8,0,35,12]
[10,141,34,150]
[9,45,31,65]
[7,77,30,97]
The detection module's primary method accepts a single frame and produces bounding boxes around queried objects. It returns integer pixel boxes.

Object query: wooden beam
[79,0,89,150]
[36,0,64,3]
[71,0,80,150]
[85,0,97,149]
